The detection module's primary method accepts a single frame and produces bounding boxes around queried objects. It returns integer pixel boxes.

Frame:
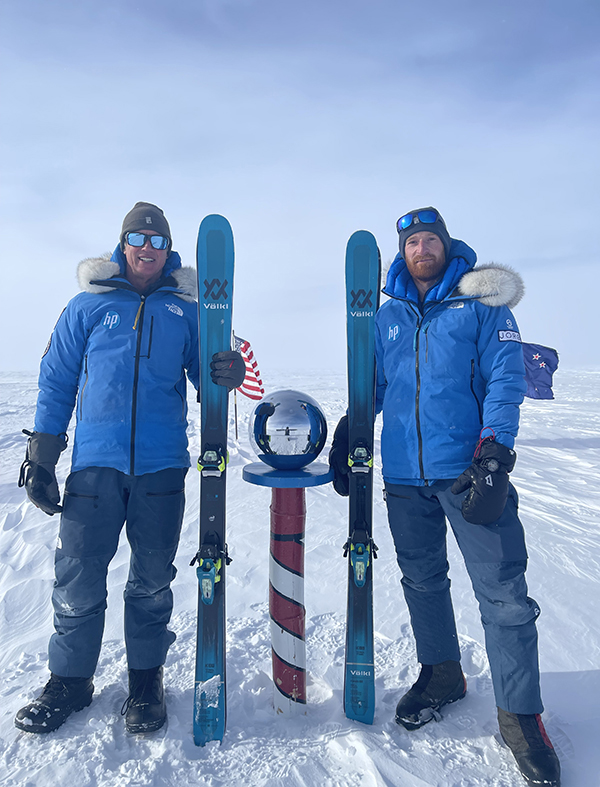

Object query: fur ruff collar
[457,263,524,309]
[76,253,197,303]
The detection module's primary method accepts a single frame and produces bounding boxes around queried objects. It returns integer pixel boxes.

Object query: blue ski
[343,230,381,724]
[192,214,234,746]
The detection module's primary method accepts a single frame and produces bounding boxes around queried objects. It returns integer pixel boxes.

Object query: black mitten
[210,351,246,390]
[451,438,516,525]
[18,430,67,516]
[329,415,350,497]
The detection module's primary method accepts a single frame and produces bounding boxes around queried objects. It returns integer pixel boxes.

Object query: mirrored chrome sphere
[249,389,328,470]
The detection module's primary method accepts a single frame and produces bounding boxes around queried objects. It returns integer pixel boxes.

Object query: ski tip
[196,214,235,259]
[346,229,378,247]
[199,214,232,231]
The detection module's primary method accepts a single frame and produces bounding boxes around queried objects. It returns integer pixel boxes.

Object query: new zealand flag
[522,343,559,400]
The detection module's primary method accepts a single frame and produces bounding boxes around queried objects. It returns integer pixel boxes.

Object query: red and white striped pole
[243,457,333,718]
[269,487,306,714]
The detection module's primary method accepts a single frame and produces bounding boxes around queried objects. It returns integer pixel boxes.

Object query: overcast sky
[1,0,599,384]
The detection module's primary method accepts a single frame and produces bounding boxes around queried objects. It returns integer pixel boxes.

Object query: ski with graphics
[191,215,235,746]
[343,230,381,724]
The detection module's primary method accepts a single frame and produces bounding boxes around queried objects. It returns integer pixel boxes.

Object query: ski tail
[193,528,228,746]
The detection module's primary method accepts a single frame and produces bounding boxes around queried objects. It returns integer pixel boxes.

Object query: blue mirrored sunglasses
[125,232,169,250]
[396,210,440,233]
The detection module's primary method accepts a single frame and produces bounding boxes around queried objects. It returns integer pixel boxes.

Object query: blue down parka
[35,246,199,476]
[375,239,527,486]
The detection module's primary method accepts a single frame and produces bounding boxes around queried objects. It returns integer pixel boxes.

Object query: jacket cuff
[490,431,516,450]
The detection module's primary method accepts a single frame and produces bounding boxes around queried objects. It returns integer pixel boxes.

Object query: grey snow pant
[385,479,543,715]
[48,466,187,678]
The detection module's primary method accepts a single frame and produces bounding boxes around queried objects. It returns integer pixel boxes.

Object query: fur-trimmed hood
[456,262,524,309]
[383,238,524,309]
[76,248,197,303]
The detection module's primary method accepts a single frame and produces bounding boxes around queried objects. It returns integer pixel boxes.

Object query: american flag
[233,334,265,400]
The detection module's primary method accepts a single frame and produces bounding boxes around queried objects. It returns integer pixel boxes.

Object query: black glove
[210,351,245,390]
[451,438,516,525]
[329,415,350,497]
[18,430,67,516]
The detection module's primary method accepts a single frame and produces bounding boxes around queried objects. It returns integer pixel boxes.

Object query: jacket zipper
[470,358,483,424]
[175,368,186,421]
[410,307,427,484]
[423,321,431,363]
[130,296,146,475]
[147,317,154,359]
[414,328,427,483]
[79,354,89,420]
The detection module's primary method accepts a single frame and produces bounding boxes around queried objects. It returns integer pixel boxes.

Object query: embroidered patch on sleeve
[41,336,52,358]
[498,330,521,342]
[41,307,67,358]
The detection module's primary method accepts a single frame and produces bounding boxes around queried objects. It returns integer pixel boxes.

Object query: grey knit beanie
[397,206,451,260]
[120,202,171,249]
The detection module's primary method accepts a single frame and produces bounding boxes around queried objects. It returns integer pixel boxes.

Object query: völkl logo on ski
[204,278,229,300]
[351,289,373,308]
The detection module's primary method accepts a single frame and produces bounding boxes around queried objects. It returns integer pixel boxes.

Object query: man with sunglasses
[330,207,560,786]
[15,202,245,736]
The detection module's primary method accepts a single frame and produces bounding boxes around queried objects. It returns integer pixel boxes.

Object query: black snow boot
[395,660,466,730]
[14,674,94,733]
[497,707,561,786]
[122,665,166,733]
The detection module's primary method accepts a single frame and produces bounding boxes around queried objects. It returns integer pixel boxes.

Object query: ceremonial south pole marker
[243,390,332,716]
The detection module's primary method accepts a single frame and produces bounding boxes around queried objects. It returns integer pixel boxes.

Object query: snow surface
[1,369,599,787]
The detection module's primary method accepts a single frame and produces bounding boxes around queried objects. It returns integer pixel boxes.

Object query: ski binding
[197,445,227,477]
[190,540,231,606]
[348,442,373,474]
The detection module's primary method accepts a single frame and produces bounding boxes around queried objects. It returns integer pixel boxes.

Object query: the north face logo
[166,303,184,317]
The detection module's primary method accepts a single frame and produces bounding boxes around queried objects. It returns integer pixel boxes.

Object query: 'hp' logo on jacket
[103,311,121,329]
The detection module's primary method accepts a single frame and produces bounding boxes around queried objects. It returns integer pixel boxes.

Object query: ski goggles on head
[125,232,170,250]
[396,209,443,233]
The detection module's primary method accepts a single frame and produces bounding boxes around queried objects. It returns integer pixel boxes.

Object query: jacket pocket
[146,316,154,359]
[174,373,186,421]
[470,359,483,424]
[79,355,89,420]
